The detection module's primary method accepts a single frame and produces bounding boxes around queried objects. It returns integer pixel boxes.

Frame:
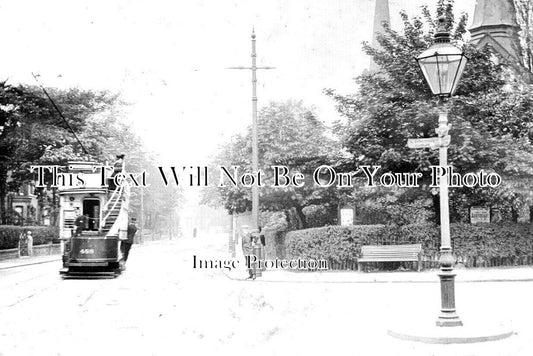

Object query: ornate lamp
[416,16,468,97]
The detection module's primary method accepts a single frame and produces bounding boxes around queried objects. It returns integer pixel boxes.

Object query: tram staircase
[100,184,129,236]
[102,194,122,234]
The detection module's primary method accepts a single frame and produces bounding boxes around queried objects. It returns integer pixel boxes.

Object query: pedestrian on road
[258,226,266,271]
[242,230,256,280]
[124,217,137,262]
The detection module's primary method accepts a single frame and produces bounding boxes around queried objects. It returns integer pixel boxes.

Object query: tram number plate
[80,248,95,255]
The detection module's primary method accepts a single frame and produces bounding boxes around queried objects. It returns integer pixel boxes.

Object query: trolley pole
[227,28,275,230]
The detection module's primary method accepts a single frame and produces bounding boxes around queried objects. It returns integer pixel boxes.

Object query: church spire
[369,0,390,72]
[469,0,521,62]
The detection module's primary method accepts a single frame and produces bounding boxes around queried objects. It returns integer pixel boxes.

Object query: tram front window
[82,199,100,231]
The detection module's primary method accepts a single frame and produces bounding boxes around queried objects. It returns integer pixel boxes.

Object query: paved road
[1,236,532,356]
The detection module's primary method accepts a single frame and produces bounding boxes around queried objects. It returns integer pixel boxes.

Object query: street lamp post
[416,16,468,327]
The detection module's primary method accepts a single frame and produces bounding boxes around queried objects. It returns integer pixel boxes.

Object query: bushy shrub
[0,225,59,249]
[262,211,288,232]
[261,211,289,260]
[286,225,384,263]
[303,204,337,228]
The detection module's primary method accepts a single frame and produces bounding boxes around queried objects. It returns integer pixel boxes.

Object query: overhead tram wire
[31,72,89,155]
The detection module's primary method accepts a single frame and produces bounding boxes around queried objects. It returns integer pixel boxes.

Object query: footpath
[0,233,170,271]
[223,264,533,283]
[0,254,61,270]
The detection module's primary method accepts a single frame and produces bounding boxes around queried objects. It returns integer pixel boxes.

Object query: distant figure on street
[258,226,266,270]
[193,227,197,238]
[242,230,260,279]
[258,226,266,247]
[74,212,87,237]
[235,225,249,262]
[26,231,33,256]
[124,217,137,262]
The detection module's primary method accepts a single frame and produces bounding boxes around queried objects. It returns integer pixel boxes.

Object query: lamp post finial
[435,15,451,43]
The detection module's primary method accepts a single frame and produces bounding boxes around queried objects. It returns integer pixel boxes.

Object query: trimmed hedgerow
[286,225,385,263]
[286,223,533,267]
[0,225,59,249]
[450,223,533,265]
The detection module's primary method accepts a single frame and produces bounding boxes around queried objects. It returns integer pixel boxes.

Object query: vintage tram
[58,160,130,278]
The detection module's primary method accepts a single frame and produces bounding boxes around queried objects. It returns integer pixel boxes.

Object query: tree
[0,81,120,224]
[326,0,533,223]
[203,100,340,229]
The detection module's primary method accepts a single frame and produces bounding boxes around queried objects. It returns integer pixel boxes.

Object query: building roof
[369,0,390,72]
[470,0,519,29]
[469,0,521,62]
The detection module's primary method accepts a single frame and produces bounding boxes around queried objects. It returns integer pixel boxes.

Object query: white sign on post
[407,136,450,149]
[340,208,354,226]
[470,206,490,224]
[407,137,439,149]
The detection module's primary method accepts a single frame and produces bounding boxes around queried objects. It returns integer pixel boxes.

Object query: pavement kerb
[0,238,173,271]
[0,256,62,270]
[221,270,533,284]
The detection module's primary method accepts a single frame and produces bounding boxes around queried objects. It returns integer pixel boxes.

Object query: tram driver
[74,210,88,237]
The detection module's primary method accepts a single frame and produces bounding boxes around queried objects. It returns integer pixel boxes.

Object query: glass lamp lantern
[416,16,468,97]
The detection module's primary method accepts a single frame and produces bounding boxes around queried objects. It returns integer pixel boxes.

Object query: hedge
[286,225,385,264]
[0,225,60,250]
[286,223,533,268]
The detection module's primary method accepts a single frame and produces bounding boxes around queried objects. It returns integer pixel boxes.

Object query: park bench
[357,244,422,272]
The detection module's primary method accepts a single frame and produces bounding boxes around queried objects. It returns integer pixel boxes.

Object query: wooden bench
[358,244,422,272]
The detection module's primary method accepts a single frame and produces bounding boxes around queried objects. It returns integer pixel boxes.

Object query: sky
[0,0,476,166]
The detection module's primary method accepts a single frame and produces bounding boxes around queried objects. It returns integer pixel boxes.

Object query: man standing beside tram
[123,217,137,263]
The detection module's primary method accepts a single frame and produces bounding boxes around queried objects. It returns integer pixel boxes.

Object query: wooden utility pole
[227,29,275,229]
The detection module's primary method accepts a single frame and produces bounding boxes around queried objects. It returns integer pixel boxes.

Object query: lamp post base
[388,323,514,344]
[436,270,462,326]
[437,249,462,327]
[436,313,463,327]
[436,253,463,327]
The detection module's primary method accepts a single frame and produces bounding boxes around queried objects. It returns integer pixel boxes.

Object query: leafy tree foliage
[0,82,119,223]
[203,100,340,229]
[1,79,182,231]
[327,0,533,223]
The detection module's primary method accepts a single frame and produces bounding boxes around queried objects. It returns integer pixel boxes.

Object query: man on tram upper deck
[113,154,125,174]
[108,154,125,190]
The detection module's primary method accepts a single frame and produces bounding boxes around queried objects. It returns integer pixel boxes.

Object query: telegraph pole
[228,29,274,230]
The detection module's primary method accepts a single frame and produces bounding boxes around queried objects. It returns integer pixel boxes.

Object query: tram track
[6,283,59,308]
[79,289,97,309]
